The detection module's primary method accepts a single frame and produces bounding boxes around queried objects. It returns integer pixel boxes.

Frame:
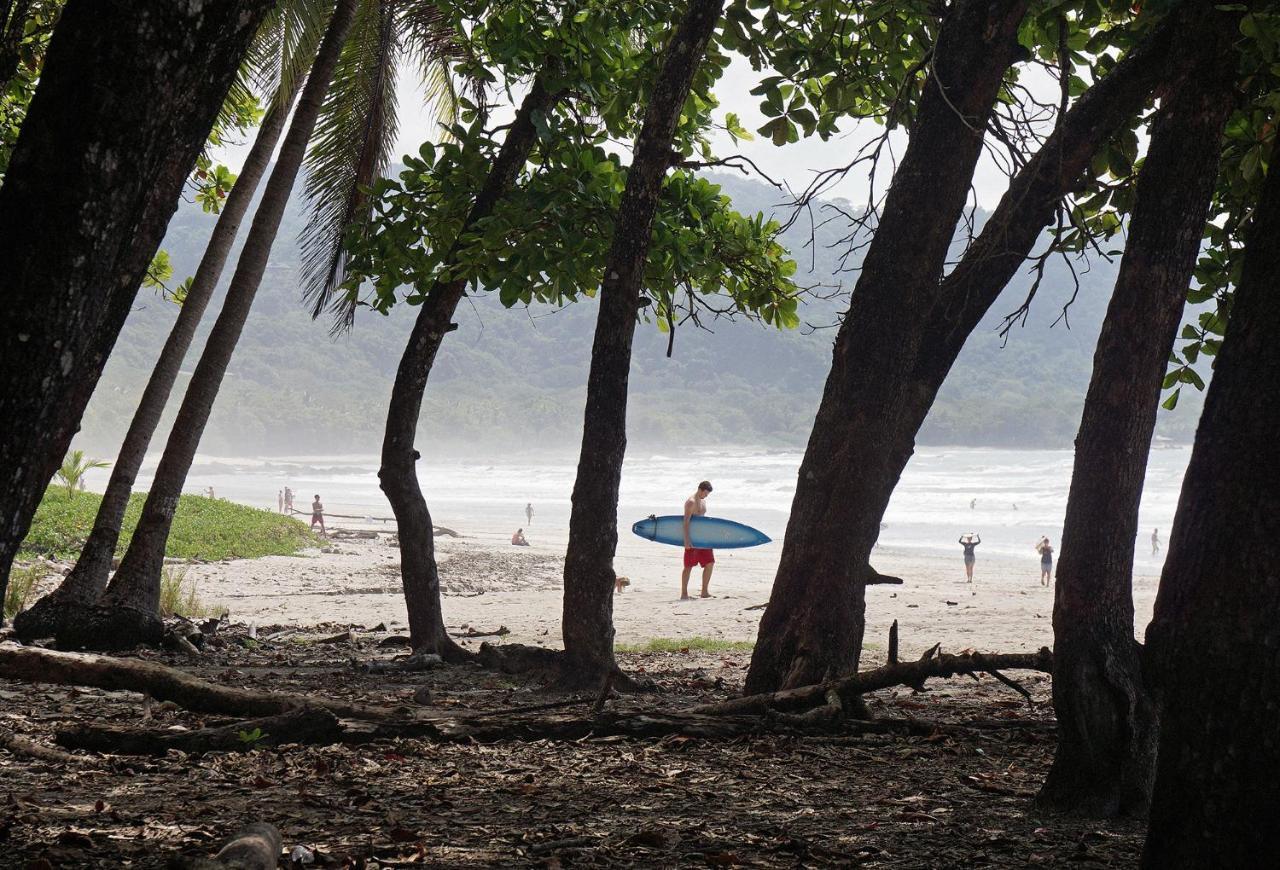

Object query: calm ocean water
[95,445,1189,575]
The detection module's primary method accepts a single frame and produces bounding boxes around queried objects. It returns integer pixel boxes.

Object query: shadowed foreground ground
[0,627,1142,868]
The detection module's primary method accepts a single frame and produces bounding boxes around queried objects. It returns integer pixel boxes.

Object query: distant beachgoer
[284,487,294,514]
[681,481,715,599]
[311,494,326,536]
[1151,528,1160,556]
[205,486,216,499]
[278,490,284,513]
[525,502,534,525]
[1012,503,1018,511]
[511,528,529,546]
[959,533,980,582]
[970,498,977,510]
[1036,537,1054,586]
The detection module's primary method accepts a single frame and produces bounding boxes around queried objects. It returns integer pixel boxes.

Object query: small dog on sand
[614,575,631,593]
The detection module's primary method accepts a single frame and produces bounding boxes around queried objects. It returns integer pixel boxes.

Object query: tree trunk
[559,0,726,688]
[69,0,360,646]
[1140,143,1280,869]
[745,3,1192,695]
[380,75,562,658]
[0,0,272,620]
[12,94,299,642]
[1038,15,1238,818]
[745,0,1028,694]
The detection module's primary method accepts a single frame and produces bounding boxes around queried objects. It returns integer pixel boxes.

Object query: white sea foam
[89,445,1188,578]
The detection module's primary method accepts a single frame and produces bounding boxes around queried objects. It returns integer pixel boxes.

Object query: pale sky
[210,56,1050,213]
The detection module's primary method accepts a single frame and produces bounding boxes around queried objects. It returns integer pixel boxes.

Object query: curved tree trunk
[380,74,561,658]
[744,0,1028,694]
[1038,14,1238,818]
[0,0,272,619]
[559,0,726,689]
[13,92,298,641]
[744,4,1186,695]
[56,0,360,650]
[1140,148,1280,868]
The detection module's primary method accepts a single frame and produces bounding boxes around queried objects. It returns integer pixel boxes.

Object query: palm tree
[11,1,330,639]
[19,0,461,644]
[55,0,366,650]
[54,450,109,498]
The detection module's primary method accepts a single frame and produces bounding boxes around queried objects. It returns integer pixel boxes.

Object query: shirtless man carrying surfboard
[681,481,714,599]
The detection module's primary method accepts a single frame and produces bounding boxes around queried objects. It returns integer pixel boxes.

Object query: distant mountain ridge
[76,169,1203,458]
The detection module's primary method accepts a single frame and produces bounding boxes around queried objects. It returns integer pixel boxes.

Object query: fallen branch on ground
[0,723,88,764]
[690,646,1053,717]
[356,651,442,674]
[450,625,510,638]
[0,644,395,721]
[55,707,343,756]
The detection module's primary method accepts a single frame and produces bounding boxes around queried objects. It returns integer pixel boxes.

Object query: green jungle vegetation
[20,489,318,562]
[79,171,1204,457]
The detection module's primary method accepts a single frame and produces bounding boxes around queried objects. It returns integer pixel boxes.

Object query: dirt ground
[0,627,1146,869]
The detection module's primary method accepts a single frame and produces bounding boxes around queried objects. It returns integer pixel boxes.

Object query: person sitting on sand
[511,528,529,546]
[311,494,326,536]
[959,532,980,583]
[1035,536,1054,587]
[681,481,715,599]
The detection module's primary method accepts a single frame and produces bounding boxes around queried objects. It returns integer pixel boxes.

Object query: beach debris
[377,635,413,648]
[450,624,510,639]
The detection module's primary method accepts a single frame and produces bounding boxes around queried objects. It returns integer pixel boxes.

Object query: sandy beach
[181,517,1162,658]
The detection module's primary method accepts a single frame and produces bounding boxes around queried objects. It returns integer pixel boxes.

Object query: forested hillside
[79,171,1202,456]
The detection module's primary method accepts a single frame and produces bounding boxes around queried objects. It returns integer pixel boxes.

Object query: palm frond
[299,0,402,332]
[246,0,332,112]
[398,0,472,121]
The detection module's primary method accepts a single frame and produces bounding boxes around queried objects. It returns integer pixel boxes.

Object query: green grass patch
[20,488,319,562]
[159,566,227,619]
[616,636,755,654]
[4,563,49,620]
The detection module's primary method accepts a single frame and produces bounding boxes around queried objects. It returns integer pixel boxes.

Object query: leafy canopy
[341,0,800,334]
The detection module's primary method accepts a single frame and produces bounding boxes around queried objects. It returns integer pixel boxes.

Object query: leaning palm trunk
[13,90,299,642]
[53,0,360,650]
[379,72,562,658]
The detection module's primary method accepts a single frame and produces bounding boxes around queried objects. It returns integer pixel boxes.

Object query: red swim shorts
[683,547,714,568]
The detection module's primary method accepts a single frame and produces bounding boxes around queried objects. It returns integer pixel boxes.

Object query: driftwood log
[0,644,394,721]
[169,821,282,870]
[691,646,1053,717]
[56,707,343,756]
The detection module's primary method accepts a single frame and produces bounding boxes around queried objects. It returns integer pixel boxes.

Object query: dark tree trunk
[745,0,1028,694]
[380,75,562,658]
[0,0,272,619]
[1039,13,1239,818]
[559,0,726,688]
[13,94,298,642]
[1140,143,1280,869]
[65,0,360,647]
[745,4,1188,695]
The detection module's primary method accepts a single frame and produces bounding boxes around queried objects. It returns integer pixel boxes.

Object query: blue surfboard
[631,514,771,549]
